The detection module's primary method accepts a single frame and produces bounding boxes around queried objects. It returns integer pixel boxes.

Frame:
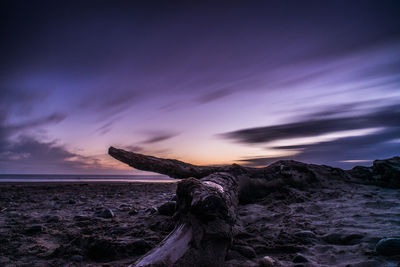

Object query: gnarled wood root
[133,173,238,267]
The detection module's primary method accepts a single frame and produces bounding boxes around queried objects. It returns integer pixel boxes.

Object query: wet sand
[0,181,399,266]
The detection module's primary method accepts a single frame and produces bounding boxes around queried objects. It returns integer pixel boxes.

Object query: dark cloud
[239,127,400,169]
[141,132,179,144]
[124,145,144,152]
[95,121,114,135]
[221,103,400,144]
[0,88,79,173]
[222,101,400,168]
[79,89,140,119]
[0,113,66,150]
[10,113,66,131]
[196,88,233,104]
[0,136,103,173]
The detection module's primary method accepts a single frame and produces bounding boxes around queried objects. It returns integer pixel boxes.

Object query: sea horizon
[0,174,175,183]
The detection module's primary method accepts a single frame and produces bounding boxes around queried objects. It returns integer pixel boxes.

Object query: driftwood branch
[109,146,221,179]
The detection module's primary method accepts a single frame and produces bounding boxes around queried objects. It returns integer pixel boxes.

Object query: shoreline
[0,180,178,184]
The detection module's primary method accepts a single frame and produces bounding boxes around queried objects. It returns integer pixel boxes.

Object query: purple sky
[1,1,399,174]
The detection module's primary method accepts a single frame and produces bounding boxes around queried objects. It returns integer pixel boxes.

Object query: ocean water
[0,174,176,183]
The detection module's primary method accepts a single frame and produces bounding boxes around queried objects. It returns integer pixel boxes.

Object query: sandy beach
[0,182,176,267]
[0,179,399,267]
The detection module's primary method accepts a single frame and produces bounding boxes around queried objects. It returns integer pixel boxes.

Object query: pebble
[157,201,176,216]
[232,245,257,259]
[258,256,279,267]
[46,215,61,223]
[294,230,316,239]
[26,225,45,234]
[293,253,308,263]
[128,208,138,216]
[73,215,90,221]
[376,238,400,256]
[87,239,116,260]
[145,207,157,214]
[70,255,83,262]
[322,232,364,245]
[118,204,131,211]
[129,239,152,255]
[98,208,114,218]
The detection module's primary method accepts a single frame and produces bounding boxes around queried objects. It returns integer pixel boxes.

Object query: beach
[0,182,176,266]
[0,180,399,266]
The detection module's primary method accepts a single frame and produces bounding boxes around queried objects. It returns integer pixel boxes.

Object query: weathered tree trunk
[134,173,238,267]
[107,147,336,266]
[108,147,320,203]
[109,147,240,266]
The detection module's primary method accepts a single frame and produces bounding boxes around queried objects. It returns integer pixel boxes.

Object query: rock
[118,204,131,211]
[376,238,400,256]
[349,156,400,188]
[226,259,258,267]
[293,253,308,263]
[145,207,157,214]
[70,255,83,262]
[26,224,45,234]
[87,239,117,261]
[129,239,152,255]
[294,230,316,239]
[372,157,400,188]
[97,208,114,218]
[322,232,364,245]
[226,250,248,261]
[232,245,257,259]
[74,215,90,221]
[258,256,280,267]
[346,260,382,267]
[110,226,128,235]
[128,208,138,216]
[46,215,61,223]
[157,201,176,216]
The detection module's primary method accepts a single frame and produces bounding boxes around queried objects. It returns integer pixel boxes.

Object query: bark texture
[134,173,238,267]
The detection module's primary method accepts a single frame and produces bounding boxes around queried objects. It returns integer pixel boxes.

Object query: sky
[1,0,399,174]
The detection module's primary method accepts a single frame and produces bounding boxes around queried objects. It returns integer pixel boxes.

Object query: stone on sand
[232,245,257,259]
[293,253,308,263]
[97,208,114,218]
[26,224,45,234]
[74,215,91,221]
[71,255,83,262]
[157,201,176,216]
[294,230,316,239]
[375,238,400,256]
[129,239,152,255]
[45,215,61,223]
[87,239,117,261]
[128,208,138,215]
[322,232,364,245]
[258,256,281,267]
[145,207,157,214]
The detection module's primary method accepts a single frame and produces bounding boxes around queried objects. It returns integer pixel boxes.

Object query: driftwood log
[108,147,400,266]
[108,147,328,266]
